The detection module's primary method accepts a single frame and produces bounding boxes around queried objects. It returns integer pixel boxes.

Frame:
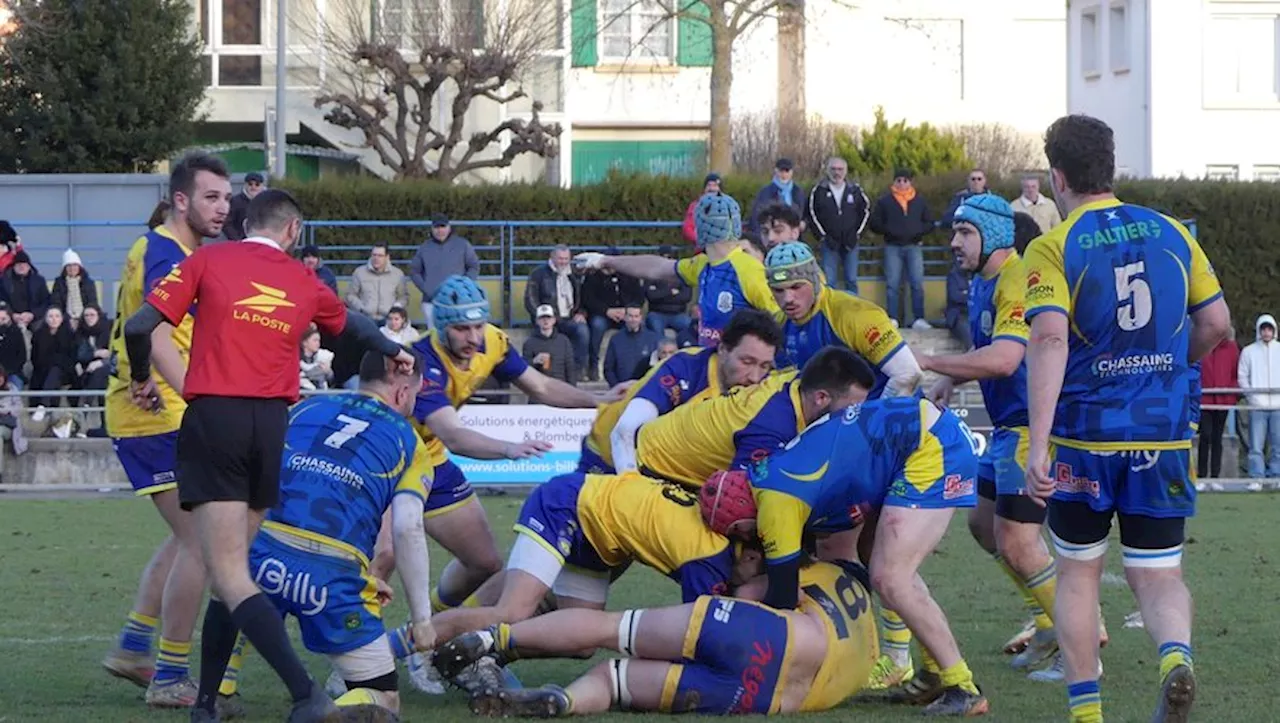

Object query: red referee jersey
[147,238,347,402]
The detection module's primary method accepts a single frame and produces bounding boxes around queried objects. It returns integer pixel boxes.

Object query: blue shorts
[991,426,1032,497]
[885,413,980,510]
[1050,444,1195,519]
[661,596,788,715]
[425,459,476,518]
[112,432,179,496]
[575,439,616,475]
[511,473,610,573]
[248,533,383,656]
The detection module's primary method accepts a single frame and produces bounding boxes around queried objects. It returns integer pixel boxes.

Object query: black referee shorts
[177,396,289,512]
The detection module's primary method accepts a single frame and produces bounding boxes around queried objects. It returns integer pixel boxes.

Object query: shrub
[834,108,972,178]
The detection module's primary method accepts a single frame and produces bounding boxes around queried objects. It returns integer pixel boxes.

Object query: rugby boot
[1027,652,1104,683]
[884,669,944,706]
[434,627,498,680]
[867,652,915,690]
[326,669,348,697]
[452,655,508,696]
[146,676,198,708]
[287,683,342,723]
[922,686,990,717]
[215,693,247,720]
[1151,664,1196,723]
[1009,628,1058,671]
[102,647,155,688]
[406,652,447,695]
[1001,618,1037,655]
[471,684,572,719]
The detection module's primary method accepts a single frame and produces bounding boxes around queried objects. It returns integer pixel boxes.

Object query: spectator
[643,245,693,338]
[146,200,171,230]
[749,157,807,240]
[0,364,27,455]
[380,306,420,345]
[648,337,679,372]
[0,220,23,275]
[808,156,870,293]
[1239,314,1280,478]
[581,248,645,380]
[299,245,339,293]
[683,173,722,246]
[345,243,408,323]
[869,168,933,329]
[522,304,577,384]
[29,306,76,411]
[757,203,804,252]
[1200,325,1240,479]
[524,244,589,373]
[1009,175,1063,234]
[50,249,100,326]
[943,256,971,350]
[409,213,479,328]
[940,167,990,226]
[224,171,264,240]
[298,327,335,391]
[0,304,26,390]
[680,305,701,348]
[74,303,111,393]
[2,251,50,330]
[1012,211,1041,256]
[603,307,660,386]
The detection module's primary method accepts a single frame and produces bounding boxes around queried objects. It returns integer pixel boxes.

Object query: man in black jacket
[2,251,50,330]
[224,172,264,241]
[939,168,990,227]
[522,305,577,385]
[524,244,589,374]
[581,247,644,381]
[808,156,870,293]
[869,168,933,329]
[643,245,693,338]
[0,304,28,389]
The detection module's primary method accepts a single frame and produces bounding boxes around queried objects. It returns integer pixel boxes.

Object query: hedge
[278,173,1280,339]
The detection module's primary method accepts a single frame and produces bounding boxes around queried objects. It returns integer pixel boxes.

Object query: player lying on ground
[450,559,877,717]
[710,396,990,716]
[420,471,764,651]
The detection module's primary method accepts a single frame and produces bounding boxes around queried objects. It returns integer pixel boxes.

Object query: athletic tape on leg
[616,610,643,657]
[610,659,633,710]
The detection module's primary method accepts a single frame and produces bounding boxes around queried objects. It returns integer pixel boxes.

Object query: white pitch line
[0,634,114,646]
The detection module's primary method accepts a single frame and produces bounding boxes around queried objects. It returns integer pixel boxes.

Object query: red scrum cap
[700,470,757,536]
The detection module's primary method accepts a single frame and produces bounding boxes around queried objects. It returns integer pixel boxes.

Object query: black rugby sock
[194,599,239,713]
[231,593,314,703]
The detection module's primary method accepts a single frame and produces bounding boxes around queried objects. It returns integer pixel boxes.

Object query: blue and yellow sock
[994,554,1054,630]
[1024,561,1058,632]
[1158,641,1193,683]
[431,586,481,613]
[880,608,912,664]
[389,623,414,661]
[939,659,980,696]
[217,634,250,696]
[153,638,191,685]
[118,611,157,654]
[1067,679,1103,722]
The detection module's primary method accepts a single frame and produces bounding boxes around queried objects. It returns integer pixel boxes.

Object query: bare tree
[946,123,1045,177]
[732,109,852,178]
[305,0,563,181]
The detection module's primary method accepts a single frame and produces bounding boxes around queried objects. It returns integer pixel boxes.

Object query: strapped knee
[616,609,644,657]
[609,659,633,710]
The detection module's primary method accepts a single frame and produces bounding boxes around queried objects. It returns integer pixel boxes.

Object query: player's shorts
[112,431,179,496]
[177,396,288,511]
[248,527,385,657]
[509,473,612,603]
[1048,444,1195,519]
[884,413,980,510]
[425,459,476,518]
[575,439,616,475]
[659,596,788,715]
[990,426,1044,524]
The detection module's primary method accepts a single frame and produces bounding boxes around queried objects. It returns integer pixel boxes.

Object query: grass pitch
[1,492,1276,722]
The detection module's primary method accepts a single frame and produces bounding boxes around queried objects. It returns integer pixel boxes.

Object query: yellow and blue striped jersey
[104,227,195,438]
[776,286,905,399]
[636,371,806,489]
[676,247,781,348]
[969,252,1029,428]
[1022,198,1222,449]
[749,397,936,564]
[270,392,434,560]
[411,325,528,465]
[576,473,734,600]
[584,347,724,468]
[797,560,879,712]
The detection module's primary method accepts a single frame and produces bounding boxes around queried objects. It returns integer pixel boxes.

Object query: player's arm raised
[575,251,679,283]
[423,404,550,460]
[512,366,629,408]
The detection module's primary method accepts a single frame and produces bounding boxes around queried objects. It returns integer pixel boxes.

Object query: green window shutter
[677,1,713,67]
[571,0,598,67]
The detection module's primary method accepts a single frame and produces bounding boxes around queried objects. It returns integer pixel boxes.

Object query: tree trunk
[776,0,805,147]
[708,22,735,175]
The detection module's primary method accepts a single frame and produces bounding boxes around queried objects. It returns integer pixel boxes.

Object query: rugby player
[102,153,230,707]
[244,351,436,720]
[423,471,764,648]
[634,346,875,490]
[409,276,627,615]
[1022,114,1231,723]
[710,395,989,716]
[755,202,804,251]
[916,194,1062,676]
[764,243,922,398]
[579,309,783,475]
[450,559,878,717]
[573,193,780,348]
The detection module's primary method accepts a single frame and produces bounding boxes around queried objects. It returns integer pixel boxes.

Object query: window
[1109,2,1129,72]
[1206,164,1240,181]
[599,0,674,63]
[1204,14,1279,104]
[374,0,484,51]
[1081,8,1100,76]
[1253,165,1280,181]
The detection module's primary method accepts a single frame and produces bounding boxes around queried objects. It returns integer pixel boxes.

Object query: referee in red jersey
[123,189,413,723]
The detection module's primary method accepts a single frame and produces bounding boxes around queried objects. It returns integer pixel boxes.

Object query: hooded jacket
[1239,314,1280,410]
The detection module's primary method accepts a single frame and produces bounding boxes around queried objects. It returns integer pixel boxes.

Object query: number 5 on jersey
[1115,261,1152,331]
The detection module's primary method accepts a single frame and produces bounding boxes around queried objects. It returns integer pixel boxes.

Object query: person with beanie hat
[765,242,922,400]
[575,192,780,349]
[2,249,50,328]
[50,248,100,324]
[916,192,1063,676]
